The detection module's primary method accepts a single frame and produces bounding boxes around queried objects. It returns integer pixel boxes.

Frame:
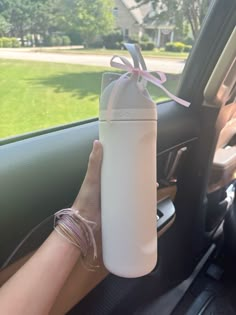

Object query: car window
[0,0,213,140]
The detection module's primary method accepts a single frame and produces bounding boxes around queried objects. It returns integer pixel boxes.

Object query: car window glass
[0,0,213,139]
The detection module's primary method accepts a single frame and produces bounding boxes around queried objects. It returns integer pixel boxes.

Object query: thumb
[84,140,103,184]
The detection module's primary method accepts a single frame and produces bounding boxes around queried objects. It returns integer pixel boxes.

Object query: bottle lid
[99,43,190,121]
[100,44,157,121]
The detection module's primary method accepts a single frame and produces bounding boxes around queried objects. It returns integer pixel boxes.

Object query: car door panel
[0,100,199,267]
[0,121,99,267]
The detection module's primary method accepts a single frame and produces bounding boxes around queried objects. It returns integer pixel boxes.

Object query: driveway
[0,49,185,74]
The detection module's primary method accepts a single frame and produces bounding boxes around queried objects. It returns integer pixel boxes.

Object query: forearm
[0,140,102,315]
[0,231,80,315]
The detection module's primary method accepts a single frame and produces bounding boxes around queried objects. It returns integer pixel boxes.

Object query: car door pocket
[157,198,176,237]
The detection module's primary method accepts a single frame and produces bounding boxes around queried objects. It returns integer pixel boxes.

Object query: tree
[0,0,62,45]
[182,0,211,38]
[0,15,11,36]
[136,0,212,39]
[56,0,114,46]
[0,0,114,47]
[0,0,31,45]
[28,0,61,45]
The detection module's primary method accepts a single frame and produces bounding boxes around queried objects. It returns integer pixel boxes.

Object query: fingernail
[93,140,99,151]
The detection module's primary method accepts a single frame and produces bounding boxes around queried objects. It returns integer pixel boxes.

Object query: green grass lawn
[0,60,179,139]
[36,47,189,60]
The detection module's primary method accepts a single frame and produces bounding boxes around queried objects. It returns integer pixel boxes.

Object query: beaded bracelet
[54,208,97,259]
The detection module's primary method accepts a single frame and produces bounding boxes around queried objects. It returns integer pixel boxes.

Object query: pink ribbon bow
[106,55,190,121]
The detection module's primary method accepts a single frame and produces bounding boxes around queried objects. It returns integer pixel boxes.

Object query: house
[113,0,175,47]
[113,0,151,40]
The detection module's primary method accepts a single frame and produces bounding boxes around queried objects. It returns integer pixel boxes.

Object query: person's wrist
[54,208,97,259]
[46,230,81,268]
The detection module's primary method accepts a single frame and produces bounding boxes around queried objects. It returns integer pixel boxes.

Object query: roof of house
[120,0,151,25]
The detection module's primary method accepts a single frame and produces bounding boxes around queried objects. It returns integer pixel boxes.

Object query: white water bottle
[99,44,158,278]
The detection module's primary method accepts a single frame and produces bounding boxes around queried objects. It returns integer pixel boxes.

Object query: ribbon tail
[153,82,190,107]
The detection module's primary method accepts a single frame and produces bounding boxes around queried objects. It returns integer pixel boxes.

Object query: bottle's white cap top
[99,44,157,121]
[99,43,190,121]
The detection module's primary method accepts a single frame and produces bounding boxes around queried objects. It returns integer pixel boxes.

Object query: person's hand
[72,140,103,231]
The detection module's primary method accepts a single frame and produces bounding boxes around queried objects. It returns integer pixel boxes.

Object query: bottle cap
[99,44,157,121]
[99,43,190,122]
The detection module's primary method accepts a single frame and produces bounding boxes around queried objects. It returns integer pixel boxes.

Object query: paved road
[0,49,185,74]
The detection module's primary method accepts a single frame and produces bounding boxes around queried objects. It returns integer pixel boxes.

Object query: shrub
[89,37,104,48]
[2,37,12,48]
[140,41,155,51]
[67,31,82,45]
[114,41,122,49]
[12,37,20,48]
[165,41,192,53]
[103,31,123,49]
[146,42,155,50]
[141,34,150,42]
[128,35,139,44]
[25,34,33,46]
[184,37,194,45]
[62,35,71,46]
[0,37,21,48]
[55,36,63,46]
[183,44,192,52]
[165,41,186,52]
[43,35,50,46]
[49,36,58,46]
[165,42,173,52]
[44,35,55,46]
[43,35,64,46]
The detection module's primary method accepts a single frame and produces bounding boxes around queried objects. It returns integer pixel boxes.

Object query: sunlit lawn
[0,60,179,139]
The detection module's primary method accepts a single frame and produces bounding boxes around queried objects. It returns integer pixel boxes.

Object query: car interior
[0,0,236,314]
